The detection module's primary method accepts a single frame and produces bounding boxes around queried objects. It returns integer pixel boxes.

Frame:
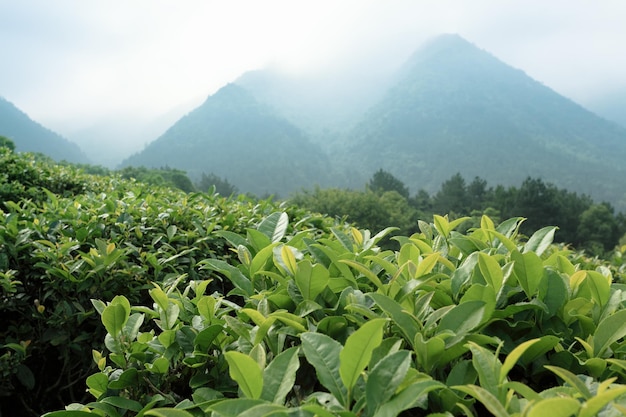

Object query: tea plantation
[2,147,626,417]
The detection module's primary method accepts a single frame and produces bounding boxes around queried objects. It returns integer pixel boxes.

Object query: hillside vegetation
[0,97,88,164]
[2,148,626,417]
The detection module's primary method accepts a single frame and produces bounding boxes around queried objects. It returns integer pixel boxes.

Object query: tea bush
[41,213,626,416]
[0,150,335,416]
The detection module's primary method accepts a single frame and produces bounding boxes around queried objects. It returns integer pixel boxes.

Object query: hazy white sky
[1,0,625,135]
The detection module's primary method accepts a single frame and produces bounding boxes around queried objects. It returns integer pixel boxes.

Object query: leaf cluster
[0,152,334,416]
[42,210,626,417]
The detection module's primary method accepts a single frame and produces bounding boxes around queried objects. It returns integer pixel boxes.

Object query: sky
[1,0,626,156]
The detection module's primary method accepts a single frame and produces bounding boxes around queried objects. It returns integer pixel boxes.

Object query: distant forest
[291,169,626,255]
[71,156,626,256]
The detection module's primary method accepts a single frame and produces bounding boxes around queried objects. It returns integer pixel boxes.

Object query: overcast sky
[1,0,625,136]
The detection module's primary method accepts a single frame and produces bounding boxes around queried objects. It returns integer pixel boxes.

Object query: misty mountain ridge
[120,83,333,197]
[123,33,626,210]
[342,34,626,203]
[2,33,625,210]
[0,96,88,163]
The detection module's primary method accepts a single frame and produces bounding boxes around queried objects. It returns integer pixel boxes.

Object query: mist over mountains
[0,96,88,163]
[2,34,625,209]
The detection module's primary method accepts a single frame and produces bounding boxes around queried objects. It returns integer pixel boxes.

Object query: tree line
[291,169,626,255]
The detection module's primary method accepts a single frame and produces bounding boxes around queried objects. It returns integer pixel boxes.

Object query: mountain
[120,84,332,197]
[343,34,626,208]
[583,89,626,129]
[234,68,391,147]
[0,96,88,163]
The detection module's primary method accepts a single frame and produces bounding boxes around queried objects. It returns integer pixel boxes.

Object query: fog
[1,0,625,166]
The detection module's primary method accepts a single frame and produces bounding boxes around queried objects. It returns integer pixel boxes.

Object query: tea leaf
[340,318,386,390]
[544,365,592,399]
[593,308,626,357]
[261,346,300,404]
[452,384,510,417]
[373,379,444,417]
[102,303,128,336]
[224,351,263,399]
[500,338,539,383]
[301,332,347,406]
[526,397,580,417]
[258,212,289,243]
[295,260,329,300]
[366,350,411,413]
[523,226,557,256]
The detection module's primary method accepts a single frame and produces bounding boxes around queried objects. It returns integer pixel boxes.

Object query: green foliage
[0,151,334,416]
[0,96,88,163]
[5,151,626,416]
[196,172,239,196]
[0,135,15,151]
[1,149,87,205]
[293,172,626,255]
[117,166,195,192]
[290,187,417,239]
[367,169,409,199]
[40,207,626,417]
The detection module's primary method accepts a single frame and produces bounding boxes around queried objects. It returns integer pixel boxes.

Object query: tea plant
[0,151,335,416]
[42,213,626,416]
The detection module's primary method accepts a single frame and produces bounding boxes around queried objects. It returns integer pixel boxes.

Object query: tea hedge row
[43,212,626,417]
[0,150,336,416]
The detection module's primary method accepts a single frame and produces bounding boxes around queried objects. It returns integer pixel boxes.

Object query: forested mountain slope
[0,96,88,163]
[343,34,626,207]
[120,84,332,197]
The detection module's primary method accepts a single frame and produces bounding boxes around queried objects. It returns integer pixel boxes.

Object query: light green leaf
[149,286,170,312]
[468,342,501,399]
[224,351,263,399]
[374,379,445,417]
[452,384,510,417]
[197,296,216,320]
[301,332,347,406]
[580,386,626,417]
[100,396,143,412]
[439,300,486,340]
[526,397,580,417]
[258,212,289,243]
[478,253,503,294]
[593,308,626,357]
[433,215,450,237]
[366,350,412,413]
[108,367,139,388]
[340,259,384,290]
[200,259,254,296]
[102,303,128,336]
[237,244,252,268]
[524,226,557,256]
[86,372,108,398]
[261,347,300,404]
[368,293,420,345]
[544,365,592,399]
[511,250,543,297]
[144,409,195,417]
[583,270,611,308]
[274,245,298,276]
[149,357,170,374]
[249,242,279,277]
[415,252,440,278]
[294,260,329,300]
[207,399,267,417]
[500,338,539,383]
[340,318,386,391]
